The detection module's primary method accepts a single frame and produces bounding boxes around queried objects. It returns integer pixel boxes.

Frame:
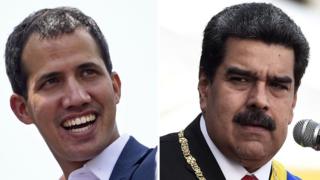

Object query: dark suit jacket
[160,114,226,180]
[110,136,157,180]
[160,115,303,180]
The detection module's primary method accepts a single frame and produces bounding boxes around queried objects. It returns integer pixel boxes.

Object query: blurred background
[159,0,320,179]
[0,0,157,179]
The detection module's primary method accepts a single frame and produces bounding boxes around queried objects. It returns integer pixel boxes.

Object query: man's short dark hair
[200,3,309,92]
[5,7,112,98]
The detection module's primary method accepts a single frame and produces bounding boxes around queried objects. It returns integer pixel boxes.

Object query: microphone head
[293,119,319,148]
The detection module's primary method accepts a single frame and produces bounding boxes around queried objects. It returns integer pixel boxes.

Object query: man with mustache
[234,108,276,132]
[161,3,309,180]
[5,7,156,180]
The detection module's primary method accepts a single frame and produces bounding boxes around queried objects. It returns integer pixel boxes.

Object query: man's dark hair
[5,7,112,98]
[200,3,309,92]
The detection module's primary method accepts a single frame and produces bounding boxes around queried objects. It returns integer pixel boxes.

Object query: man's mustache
[233,108,276,131]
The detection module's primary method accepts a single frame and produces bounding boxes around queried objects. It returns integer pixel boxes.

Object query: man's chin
[235,143,270,161]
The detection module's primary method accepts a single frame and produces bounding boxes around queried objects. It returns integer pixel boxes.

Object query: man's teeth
[70,125,92,133]
[63,114,96,128]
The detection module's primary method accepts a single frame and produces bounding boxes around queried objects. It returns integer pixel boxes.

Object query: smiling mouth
[62,113,97,132]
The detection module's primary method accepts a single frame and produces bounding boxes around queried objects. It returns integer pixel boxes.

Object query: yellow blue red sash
[271,160,301,180]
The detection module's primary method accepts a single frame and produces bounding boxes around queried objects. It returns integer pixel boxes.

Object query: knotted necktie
[241,175,258,180]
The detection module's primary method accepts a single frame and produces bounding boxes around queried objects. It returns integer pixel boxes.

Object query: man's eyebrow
[78,62,101,69]
[37,72,60,83]
[225,66,256,77]
[35,62,103,83]
[269,75,293,84]
[33,71,61,89]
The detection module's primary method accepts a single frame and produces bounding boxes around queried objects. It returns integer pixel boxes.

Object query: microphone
[293,119,320,151]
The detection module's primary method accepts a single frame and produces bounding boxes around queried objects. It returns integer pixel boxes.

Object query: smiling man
[160,3,309,180]
[5,7,156,180]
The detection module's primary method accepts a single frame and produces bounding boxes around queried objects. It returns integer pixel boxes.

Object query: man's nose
[247,82,269,111]
[62,79,91,109]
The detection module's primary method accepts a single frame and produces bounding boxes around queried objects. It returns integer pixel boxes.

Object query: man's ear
[111,72,121,104]
[10,94,33,124]
[198,71,210,112]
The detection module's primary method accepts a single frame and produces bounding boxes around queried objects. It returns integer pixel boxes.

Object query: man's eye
[40,78,60,89]
[269,82,289,90]
[82,69,97,77]
[229,76,249,83]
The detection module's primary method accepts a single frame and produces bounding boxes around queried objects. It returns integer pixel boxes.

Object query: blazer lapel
[183,114,226,180]
[110,136,156,180]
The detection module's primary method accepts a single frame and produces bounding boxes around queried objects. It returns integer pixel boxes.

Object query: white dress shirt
[200,116,271,180]
[68,134,130,180]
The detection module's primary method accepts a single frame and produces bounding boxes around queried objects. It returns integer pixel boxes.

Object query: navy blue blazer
[110,136,157,180]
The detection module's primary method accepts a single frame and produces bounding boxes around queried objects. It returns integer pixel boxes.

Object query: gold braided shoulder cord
[179,130,279,180]
[178,130,206,180]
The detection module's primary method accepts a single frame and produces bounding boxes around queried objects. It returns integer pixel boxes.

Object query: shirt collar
[68,134,130,180]
[199,116,271,180]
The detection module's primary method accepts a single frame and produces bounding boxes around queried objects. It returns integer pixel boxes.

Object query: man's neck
[59,158,89,179]
[55,131,120,178]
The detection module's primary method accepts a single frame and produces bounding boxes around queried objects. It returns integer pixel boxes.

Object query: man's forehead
[21,29,102,77]
[222,38,294,69]
[222,64,294,80]
[224,65,293,81]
